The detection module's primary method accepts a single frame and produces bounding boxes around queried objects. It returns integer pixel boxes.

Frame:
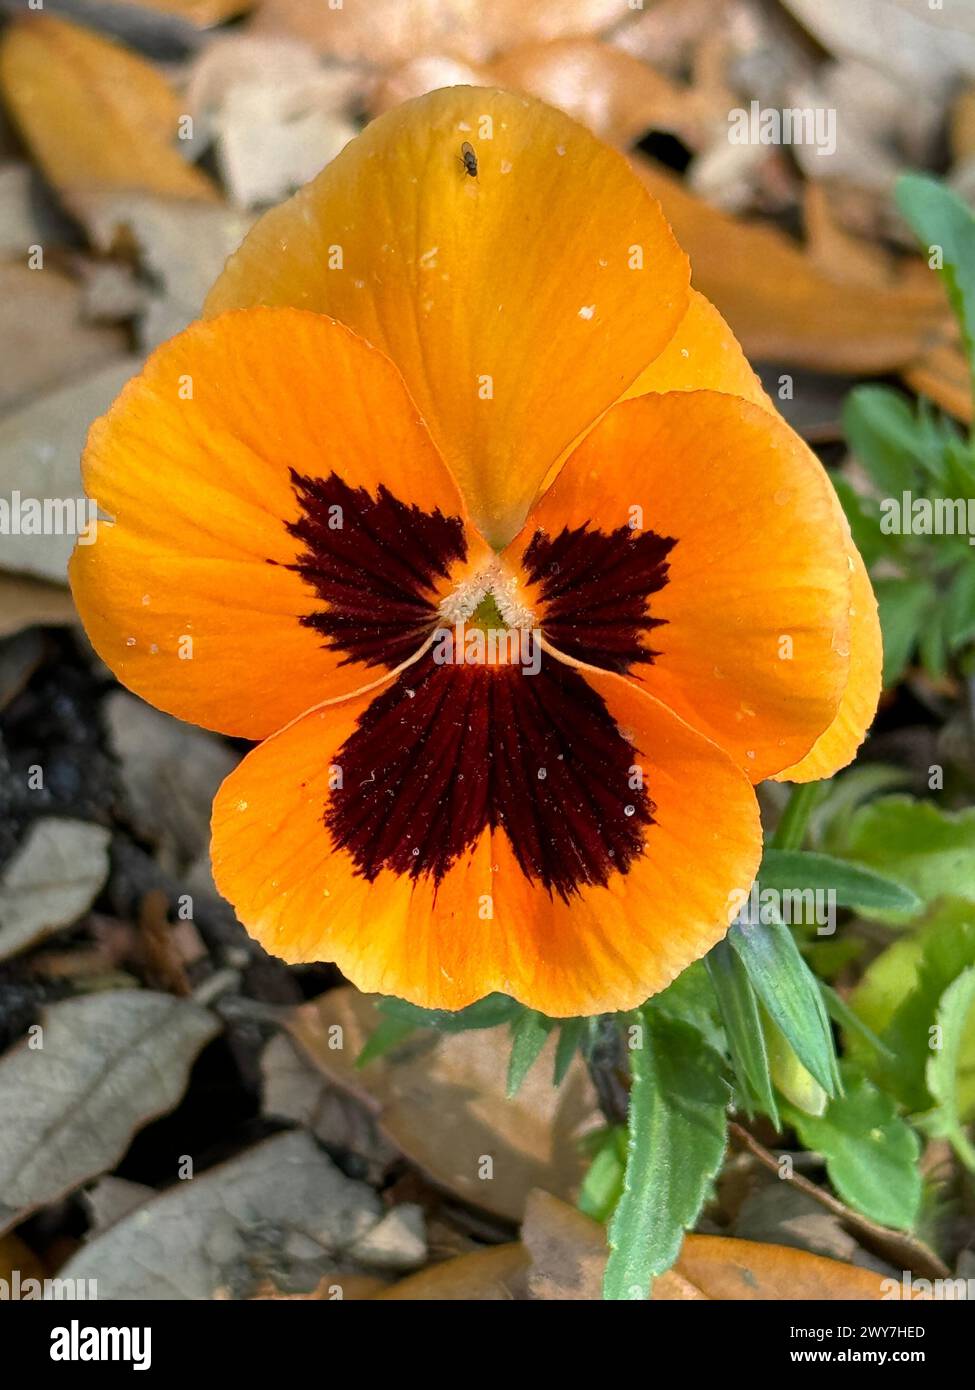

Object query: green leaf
[376,992,522,1033]
[917,601,949,680]
[850,900,975,1114]
[874,576,936,687]
[945,563,975,652]
[506,1010,554,1097]
[923,968,975,1171]
[784,1065,922,1230]
[729,916,839,1097]
[841,385,923,497]
[578,1126,627,1222]
[553,1017,585,1087]
[832,475,885,568]
[603,1013,728,1300]
[834,795,975,923]
[760,848,920,915]
[356,1014,419,1067]
[645,958,723,1050]
[706,939,778,1125]
[813,763,912,849]
[821,983,895,1064]
[896,174,975,388]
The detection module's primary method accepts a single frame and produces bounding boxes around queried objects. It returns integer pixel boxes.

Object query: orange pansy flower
[70,89,881,1018]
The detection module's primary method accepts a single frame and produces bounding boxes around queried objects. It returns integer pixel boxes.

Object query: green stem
[771,782,821,852]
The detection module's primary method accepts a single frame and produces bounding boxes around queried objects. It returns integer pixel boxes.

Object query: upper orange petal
[204,86,690,548]
[70,308,489,740]
[211,657,760,1016]
[504,389,853,781]
[626,290,881,781]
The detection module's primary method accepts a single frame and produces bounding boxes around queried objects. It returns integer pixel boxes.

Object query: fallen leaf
[289,986,600,1222]
[903,343,973,423]
[105,690,237,868]
[0,262,127,411]
[261,1032,399,1186]
[521,1191,893,1300]
[0,357,142,584]
[0,15,218,202]
[677,1233,894,1300]
[0,1231,45,1284]
[522,1188,705,1300]
[251,0,625,67]
[633,154,963,380]
[81,1176,155,1235]
[375,1242,530,1299]
[803,182,898,290]
[374,54,491,113]
[0,818,111,960]
[490,39,694,147]
[186,35,361,208]
[734,1180,889,1271]
[57,1129,390,1298]
[107,0,254,28]
[0,989,219,1233]
[75,193,254,348]
[780,0,975,93]
[0,162,66,257]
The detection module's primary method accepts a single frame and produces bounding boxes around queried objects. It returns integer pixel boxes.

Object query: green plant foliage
[728,916,840,1097]
[506,1010,555,1096]
[833,173,975,686]
[923,968,975,1171]
[784,1065,922,1230]
[603,1011,728,1300]
[828,796,975,924]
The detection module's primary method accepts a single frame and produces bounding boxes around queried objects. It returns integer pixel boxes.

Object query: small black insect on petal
[460,141,478,178]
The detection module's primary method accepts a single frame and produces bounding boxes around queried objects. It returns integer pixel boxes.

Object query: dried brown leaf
[288,986,600,1222]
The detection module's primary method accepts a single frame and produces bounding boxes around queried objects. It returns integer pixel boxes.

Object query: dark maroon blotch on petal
[325,652,654,899]
[523,522,675,673]
[282,471,467,669]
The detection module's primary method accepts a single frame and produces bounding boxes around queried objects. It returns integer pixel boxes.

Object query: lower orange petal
[211,657,760,1016]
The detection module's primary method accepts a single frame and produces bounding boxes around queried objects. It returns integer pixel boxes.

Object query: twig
[729,1120,950,1281]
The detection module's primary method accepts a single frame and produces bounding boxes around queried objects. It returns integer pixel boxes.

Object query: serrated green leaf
[760,848,920,914]
[603,1013,728,1300]
[553,1017,585,1087]
[356,1014,419,1067]
[784,1065,922,1230]
[506,1010,554,1097]
[945,563,975,651]
[841,385,923,497]
[874,576,936,687]
[706,938,778,1125]
[923,968,975,1171]
[376,992,522,1033]
[729,916,839,1097]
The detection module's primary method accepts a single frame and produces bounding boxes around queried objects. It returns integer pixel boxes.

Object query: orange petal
[70,308,488,740]
[772,543,881,781]
[505,390,853,781]
[204,86,690,547]
[624,287,772,407]
[211,659,760,1016]
[625,291,881,781]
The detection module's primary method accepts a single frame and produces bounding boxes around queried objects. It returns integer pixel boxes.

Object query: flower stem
[771,782,821,851]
